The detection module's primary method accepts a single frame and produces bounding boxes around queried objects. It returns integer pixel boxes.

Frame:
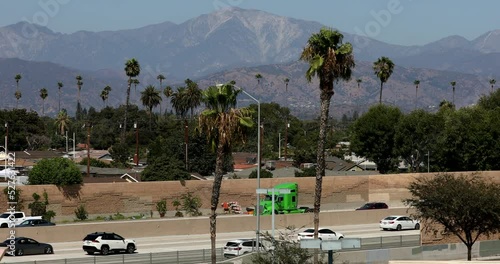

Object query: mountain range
[0,7,498,118]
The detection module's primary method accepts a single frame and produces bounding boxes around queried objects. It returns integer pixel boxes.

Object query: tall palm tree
[75,75,83,104]
[163,86,173,114]
[132,79,140,103]
[14,74,22,109]
[450,81,457,106]
[284,78,290,92]
[157,74,165,88]
[140,85,162,130]
[300,27,355,242]
[124,58,141,136]
[100,90,108,107]
[489,79,496,93]
[356,78,362,89]
[198,82,253,264]
[40,88,48,116]
[55,110,70,135]
[14,91,22,109]
[255,73,262,85]
[57,81,63,113]
[414,80,420,110]
[373,56,395,104]
[185,79,202,118]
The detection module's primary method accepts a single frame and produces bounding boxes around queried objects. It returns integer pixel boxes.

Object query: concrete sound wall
[0,171,498,220]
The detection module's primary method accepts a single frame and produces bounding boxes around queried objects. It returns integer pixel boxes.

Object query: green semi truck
[257,182,313,215]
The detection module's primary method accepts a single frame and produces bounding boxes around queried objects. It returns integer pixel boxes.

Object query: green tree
[28,157,82,186]
[405,173,500,261]
[157,74,166,113]
[477,89,500,110]
[109,142,131,168]
[100,90,108,107]
[249,169,273,178]
[198,82,253,263]
[373,56,395,104]
[284,78,290,92]
[75,75,83,105]
[255,73,263,85]
[57,81,63,113]
[140,85,162,130]
[450,81,457,106]
[163,86,173,114]
[413,80,420,110]
[3,188,23,211]
[123,58,141,137]
[141,155,189,181]
[39,88,48,116]
[185,79,202,118]
[350,104,402,173]
[394,110,441,172]
[180,192,202,217]
[300,27,355,242]
[356,78,362,89]
[55,110,70,135]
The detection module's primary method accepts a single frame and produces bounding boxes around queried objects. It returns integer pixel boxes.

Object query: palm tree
[373,56,395,104]
[124,58,141,136]
[157,74,165,88]
[489,79,496,93]
[132,79,140,103]
[255,73,262,85]
[171,87,189,118]
[14,74,22,109]
[57,81,63,113]
[163,86,173,114]
[39,88,48,116]
[55,110,70,135]
[284,78,290,92]
[414,80,420,110]
[140,85,162,130]
[450,81,457,106]
[14,91,22,109]
[300,27,355,242]
[198,82,253,264]
[100,90,108,107]
[356,78,362,89]
[75,75,83,104]
[185,79,202,118]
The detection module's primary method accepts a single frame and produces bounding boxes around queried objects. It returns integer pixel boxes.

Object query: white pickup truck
[0,212,42,228]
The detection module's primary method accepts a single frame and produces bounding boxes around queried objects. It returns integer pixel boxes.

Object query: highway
[0,223,420,263]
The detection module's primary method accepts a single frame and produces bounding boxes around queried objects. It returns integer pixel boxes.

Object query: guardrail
[1,235,421,264]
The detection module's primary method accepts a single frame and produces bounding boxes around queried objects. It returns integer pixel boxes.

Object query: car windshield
[384,216,397,220]
[360,203,374,209]
[303,229,314,233]
[0,213,10,219]
[18,220,30,225]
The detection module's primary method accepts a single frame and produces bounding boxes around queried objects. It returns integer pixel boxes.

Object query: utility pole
[184,120,189,171]
[284,122,289,161]
[134,122,139,166]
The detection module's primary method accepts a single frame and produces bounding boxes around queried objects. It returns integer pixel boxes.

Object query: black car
[17,219,56,227]
[0,237,54,256]
[355,202,389,210]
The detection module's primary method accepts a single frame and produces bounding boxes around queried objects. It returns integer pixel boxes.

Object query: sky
[1,0,499,46]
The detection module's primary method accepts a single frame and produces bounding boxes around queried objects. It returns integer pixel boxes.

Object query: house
[325,156,361,171]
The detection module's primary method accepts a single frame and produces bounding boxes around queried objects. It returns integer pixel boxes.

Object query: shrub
[74,204,88,221]
[156,200,167,217]
[29,157,82,186]
[249,169,273,179]
[181,192,202,217]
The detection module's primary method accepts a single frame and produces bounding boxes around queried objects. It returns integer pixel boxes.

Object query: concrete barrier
[0,208,412,243]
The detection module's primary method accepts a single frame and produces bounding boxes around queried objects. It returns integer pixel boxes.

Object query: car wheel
[0,223,7,228]
[396,224,402,231]
[45,246,53,254]
[338,237,343,240]
[16,249,24,256]
[415,223,420,230]
[127,244,135,254]
[100,245,110,255]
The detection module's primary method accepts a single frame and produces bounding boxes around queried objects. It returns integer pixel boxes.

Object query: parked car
[0,237,53,256]
[355,202,388,210]
[82,232,136,255]
[17,219,55,227]
[223,239,268,258]
[379,215,420,231]
[297,228,344,241]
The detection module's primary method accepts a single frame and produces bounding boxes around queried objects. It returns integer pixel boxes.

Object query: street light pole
[84,122,92,178]
[234,85,261,251]
[278,133,281,159]
[284,123,289,161]
[134,122,139,166]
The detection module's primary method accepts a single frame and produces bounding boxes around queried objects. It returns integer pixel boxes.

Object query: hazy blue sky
[1,0,498,46]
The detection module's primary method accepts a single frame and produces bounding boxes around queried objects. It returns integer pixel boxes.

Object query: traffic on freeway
[0,223,420,263]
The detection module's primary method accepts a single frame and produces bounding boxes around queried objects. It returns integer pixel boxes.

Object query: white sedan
[379,215,420,231]
[297,228,344,241]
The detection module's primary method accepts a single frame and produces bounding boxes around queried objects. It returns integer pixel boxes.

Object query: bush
[295,167,316,177]
[156,200,167,217]
[29,157,82,186]
[181,192,202,217]
[3,187,23,211]
[172,199,183,217]
[74,204,88,221]
[249,169,273,179]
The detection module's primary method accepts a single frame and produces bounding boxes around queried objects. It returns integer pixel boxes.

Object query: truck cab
[259,182,305,215]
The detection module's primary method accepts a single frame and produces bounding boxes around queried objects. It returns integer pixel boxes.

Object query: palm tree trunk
[415,86,418,110]
[58,89,61,113]
[379,82,384,104]
[313,80,333,263]
[42,100,45,116]
[452,88,455,106]
[149,107,153,131]
[124,78,131,138]
[210,141,225,264]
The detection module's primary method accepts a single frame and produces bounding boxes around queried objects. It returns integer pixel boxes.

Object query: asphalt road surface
[0,223,420,263]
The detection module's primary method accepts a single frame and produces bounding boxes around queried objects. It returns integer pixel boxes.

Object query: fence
[1,235,421,264]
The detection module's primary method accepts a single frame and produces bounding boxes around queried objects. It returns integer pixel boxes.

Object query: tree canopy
[28,157,82,186]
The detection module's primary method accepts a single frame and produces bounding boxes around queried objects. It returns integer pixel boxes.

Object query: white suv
[224,239,269,258]
[82,232,136,255]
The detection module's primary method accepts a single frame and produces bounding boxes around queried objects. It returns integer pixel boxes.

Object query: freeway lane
[0,224,420,263]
